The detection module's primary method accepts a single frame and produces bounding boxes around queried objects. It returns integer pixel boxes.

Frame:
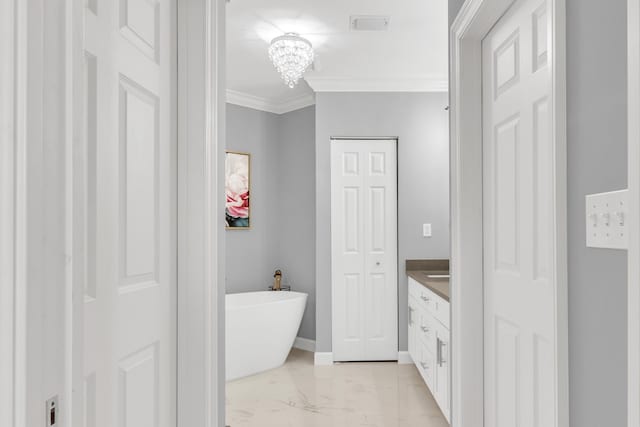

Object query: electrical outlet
[46,396,58,427]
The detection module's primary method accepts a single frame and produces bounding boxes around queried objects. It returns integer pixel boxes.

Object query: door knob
[375,262,381,266]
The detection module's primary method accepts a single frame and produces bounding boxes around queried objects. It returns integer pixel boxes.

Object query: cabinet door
[434,323,450,421]
[408,298,418,362]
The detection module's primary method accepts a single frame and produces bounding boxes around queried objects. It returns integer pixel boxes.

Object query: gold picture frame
[225,150,251,229]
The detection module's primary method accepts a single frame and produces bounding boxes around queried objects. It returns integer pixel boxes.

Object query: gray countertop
[406,260,450,302]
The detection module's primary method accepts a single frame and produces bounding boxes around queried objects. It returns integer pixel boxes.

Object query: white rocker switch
[585,189,628,250]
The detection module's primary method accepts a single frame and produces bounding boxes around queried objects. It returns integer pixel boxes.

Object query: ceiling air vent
[350,15,390,32]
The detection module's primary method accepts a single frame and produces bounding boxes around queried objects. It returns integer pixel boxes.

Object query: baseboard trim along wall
[293,337,316,352]
[314,352,334,366]
[397,351,413,365]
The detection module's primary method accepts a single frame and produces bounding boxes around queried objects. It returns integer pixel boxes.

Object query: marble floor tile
[226,349,449,427]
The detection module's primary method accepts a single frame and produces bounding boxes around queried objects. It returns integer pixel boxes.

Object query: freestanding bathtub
[225,291,308,381]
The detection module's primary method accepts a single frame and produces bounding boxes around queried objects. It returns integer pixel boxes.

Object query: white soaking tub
[225,291,307,381]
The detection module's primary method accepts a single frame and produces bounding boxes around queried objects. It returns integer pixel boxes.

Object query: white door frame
[450,0,568,425]
[0,0,230,425]
[3,0,49,424]
[628,1,640,425]
[1,0,24,425]
[176,0,226,425]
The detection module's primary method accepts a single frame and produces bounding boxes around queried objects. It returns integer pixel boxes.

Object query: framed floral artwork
[225,151,250,229]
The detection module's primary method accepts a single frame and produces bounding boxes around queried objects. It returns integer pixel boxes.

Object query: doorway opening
[450,0,569,425]
[224,0,451,425]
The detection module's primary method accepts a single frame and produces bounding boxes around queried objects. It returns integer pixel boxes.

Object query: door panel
[483,0,556,425]
[435,323,450,418]
[331,140,398,361]
[75,0,176,426]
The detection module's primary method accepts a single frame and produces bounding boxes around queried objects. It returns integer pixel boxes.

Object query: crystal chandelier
[268,33,314,88]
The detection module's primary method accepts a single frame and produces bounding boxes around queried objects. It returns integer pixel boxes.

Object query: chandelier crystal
[268,33,314,89]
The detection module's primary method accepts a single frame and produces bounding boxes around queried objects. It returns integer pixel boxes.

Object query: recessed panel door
[75,1,176,426]
[331,139,398,362]
[482,0,557,425]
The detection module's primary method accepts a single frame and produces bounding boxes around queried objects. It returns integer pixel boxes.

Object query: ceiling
[226,0,449,113]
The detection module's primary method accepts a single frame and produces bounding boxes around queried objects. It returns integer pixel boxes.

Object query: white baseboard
[314,352,334,366]
[397,351,413,365]
[293,337,316,352]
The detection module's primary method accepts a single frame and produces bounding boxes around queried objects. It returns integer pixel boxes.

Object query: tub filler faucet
[273,269,283,291]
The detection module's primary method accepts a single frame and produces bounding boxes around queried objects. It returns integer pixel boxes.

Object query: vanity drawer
[417,341,436,389]
[410,279,435,312]
[408,277,423,299]
[432,294,450,329]
[418,310,436,354]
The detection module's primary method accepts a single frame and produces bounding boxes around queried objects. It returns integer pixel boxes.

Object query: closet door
[331,139,398,361]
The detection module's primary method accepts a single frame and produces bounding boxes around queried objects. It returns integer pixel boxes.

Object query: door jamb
[176,0,226,425]
[628,1,640,425]
[1,0,22,425]
[449,0,568,425]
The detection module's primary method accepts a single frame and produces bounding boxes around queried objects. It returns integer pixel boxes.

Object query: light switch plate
[585,189,628,250]
[423,223,432,237]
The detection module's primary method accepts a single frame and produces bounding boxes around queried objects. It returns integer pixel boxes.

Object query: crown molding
[226,90,316,115]
[304,77,449,93]
[277,93,316,114]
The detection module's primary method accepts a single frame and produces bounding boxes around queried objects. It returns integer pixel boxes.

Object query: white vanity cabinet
[408,276,450,423]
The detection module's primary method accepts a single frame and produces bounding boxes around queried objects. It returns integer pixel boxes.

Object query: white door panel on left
[73,0,176,426]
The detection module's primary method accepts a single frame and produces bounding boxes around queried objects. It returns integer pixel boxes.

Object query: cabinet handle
[408,306,414,325]
[421,295,430,302]
[440,341,448,367]
[437,339,448,367]
[420,362,429,370]
[420,326,429,333]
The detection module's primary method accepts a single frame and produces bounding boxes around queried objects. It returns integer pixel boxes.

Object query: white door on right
[483,0,557,425]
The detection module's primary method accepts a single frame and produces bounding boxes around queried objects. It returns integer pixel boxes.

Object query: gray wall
[448,1,628,426]
[226,104,317,340]
[315,92,451,352]
[277,106,317,340]
[226,104,281,294]
[448,0,465,27]
[566,1,628,426]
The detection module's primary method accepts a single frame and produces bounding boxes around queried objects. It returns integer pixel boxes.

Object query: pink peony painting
[225,151,250,229]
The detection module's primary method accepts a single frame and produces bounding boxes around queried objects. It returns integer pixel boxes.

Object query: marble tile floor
[226,348,449,427]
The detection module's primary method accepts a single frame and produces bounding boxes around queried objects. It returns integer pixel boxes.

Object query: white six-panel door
[74,1,176,426]
[331,139,398,362]
[482,0,557,425]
